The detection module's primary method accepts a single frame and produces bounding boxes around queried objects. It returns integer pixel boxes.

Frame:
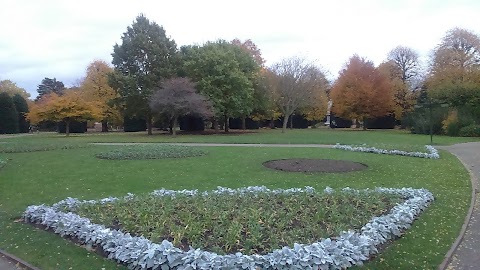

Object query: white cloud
[1,0,479,97]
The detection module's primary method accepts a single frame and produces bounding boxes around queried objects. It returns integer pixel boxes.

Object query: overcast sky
[1,0,479,98]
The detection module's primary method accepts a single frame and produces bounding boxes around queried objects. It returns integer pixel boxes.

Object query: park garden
[0,14,479,270]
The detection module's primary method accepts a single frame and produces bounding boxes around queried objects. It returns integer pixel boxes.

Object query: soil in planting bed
[263,158,368,173]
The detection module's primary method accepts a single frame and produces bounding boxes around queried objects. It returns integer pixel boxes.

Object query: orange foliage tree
[79,60,122,131]
[26,91,102,136]
[331,55,394,129]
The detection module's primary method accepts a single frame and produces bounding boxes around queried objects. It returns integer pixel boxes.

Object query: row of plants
[95,144,208,160]
[333,144,440,159]
[24,186,434,270]
[0,141,90,153]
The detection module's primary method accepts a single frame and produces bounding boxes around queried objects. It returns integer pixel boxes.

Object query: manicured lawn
[0,130,473,269]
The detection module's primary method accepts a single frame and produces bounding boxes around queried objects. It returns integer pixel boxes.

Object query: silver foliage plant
[24,186,434,270]
[333,144,440,159]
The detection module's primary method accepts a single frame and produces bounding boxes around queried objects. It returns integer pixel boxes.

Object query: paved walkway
[0,251,32,270]
[436,142,480,270]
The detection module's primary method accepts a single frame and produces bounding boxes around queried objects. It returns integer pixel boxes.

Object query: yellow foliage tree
[26,91,102,136]
[79,60,122,131]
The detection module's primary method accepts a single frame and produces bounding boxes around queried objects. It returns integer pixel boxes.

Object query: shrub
[0,92,19,134]
[458,124,480,137]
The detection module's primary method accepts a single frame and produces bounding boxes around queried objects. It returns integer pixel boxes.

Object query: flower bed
[24,186,434,270]
[333,144,440,159]
[95,144,207,160]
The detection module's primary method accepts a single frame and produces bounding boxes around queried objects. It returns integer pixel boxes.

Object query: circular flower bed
[95,144,207,160]
[263,159,368,173]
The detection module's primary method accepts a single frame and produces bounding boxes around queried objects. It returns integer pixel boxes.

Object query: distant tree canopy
[27,91,102,136]
[268,56,329,132]
[0,80,30,99]
[80,60,122,131]
[0,92,19,134]
[110,14,178,135]
[182,40,260,132]
[331,55,394,129]
[36,77,65,100]
[149,77,212,136]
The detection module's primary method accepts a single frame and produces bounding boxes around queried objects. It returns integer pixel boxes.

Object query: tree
[331,55,394,129]
[149,77,212,136]
[427,28,480,109]
[12,94,29,133]
[0,80,30,99]
[36,77,65,100]
[80,60,122,132]
[377,61,417,120]
[110,14,178,135]
[0,92,19,134]
[27,91,102,136]
[387,46,420,85]
[182,40,259,132]
[268,56,328,133]
[231,38,265,66]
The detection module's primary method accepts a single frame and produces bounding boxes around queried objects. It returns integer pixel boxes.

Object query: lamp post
[414,99,448,145]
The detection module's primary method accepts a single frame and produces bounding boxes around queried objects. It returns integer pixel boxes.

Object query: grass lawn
[0,129,473,269]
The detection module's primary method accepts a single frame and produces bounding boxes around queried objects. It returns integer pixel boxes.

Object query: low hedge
[458,124,480,137]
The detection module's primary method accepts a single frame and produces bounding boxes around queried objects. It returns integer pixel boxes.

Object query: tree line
[1,15,479,136]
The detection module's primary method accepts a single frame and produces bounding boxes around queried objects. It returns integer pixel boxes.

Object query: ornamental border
[333,144,440,159]
[23,186,434,270]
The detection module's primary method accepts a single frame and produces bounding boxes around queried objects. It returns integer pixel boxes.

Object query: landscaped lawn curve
[0,131,472,269]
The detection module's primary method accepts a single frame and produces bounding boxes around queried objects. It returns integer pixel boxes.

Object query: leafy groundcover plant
[24,186,433,270]
[0,141,90,153]
[333,144,440,159]
[95,144,207,160]
[0,158,6,169]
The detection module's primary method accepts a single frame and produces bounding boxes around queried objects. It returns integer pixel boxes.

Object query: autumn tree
[36,77,65,100]
[27,91,102,136]
[182,40,259,132]
[231,38,265,66]
[427,28,480,108]
[110,15,178,135]
[80,60,121,132]
[0,92,19,134]
[377,61,417,120]
[149,77,212,136]
[387,46,420,85]
[268,56,328,132]
[331,55,394,129]
[0,80,30,99]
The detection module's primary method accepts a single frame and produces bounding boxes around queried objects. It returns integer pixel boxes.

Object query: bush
[123,116,146,132]
[0,92,19,134]
[458,124,480,137]
[58,121,87,133]
[12,94,29,133]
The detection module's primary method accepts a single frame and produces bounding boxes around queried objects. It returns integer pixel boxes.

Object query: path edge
[437,151,477,270]
[0,249,41,270]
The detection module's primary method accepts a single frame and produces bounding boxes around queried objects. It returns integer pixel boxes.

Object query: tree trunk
[101,120,108,132]
[65,119,70,137]
[362,116,367,130]
[224,114,229,133]
[269,117,274,129]
[146,113,153,135]
[212,118,219,134]
[241,117,246,130]
[282,115,289,133]
[290,114,293,129]
[172,116,178,136]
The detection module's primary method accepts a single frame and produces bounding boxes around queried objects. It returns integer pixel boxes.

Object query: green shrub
[458,124,480,137]
[96,144,207,160]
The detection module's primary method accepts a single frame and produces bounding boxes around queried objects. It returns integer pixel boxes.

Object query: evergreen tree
[12,93,30,133]
[0,92,19,134]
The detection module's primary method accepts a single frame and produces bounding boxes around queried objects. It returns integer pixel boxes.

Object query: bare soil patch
[263,158,368,173]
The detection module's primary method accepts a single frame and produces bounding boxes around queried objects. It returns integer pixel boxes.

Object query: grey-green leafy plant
[95,144,207,160]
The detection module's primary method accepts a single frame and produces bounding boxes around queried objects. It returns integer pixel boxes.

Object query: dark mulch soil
[263,158,368,173]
